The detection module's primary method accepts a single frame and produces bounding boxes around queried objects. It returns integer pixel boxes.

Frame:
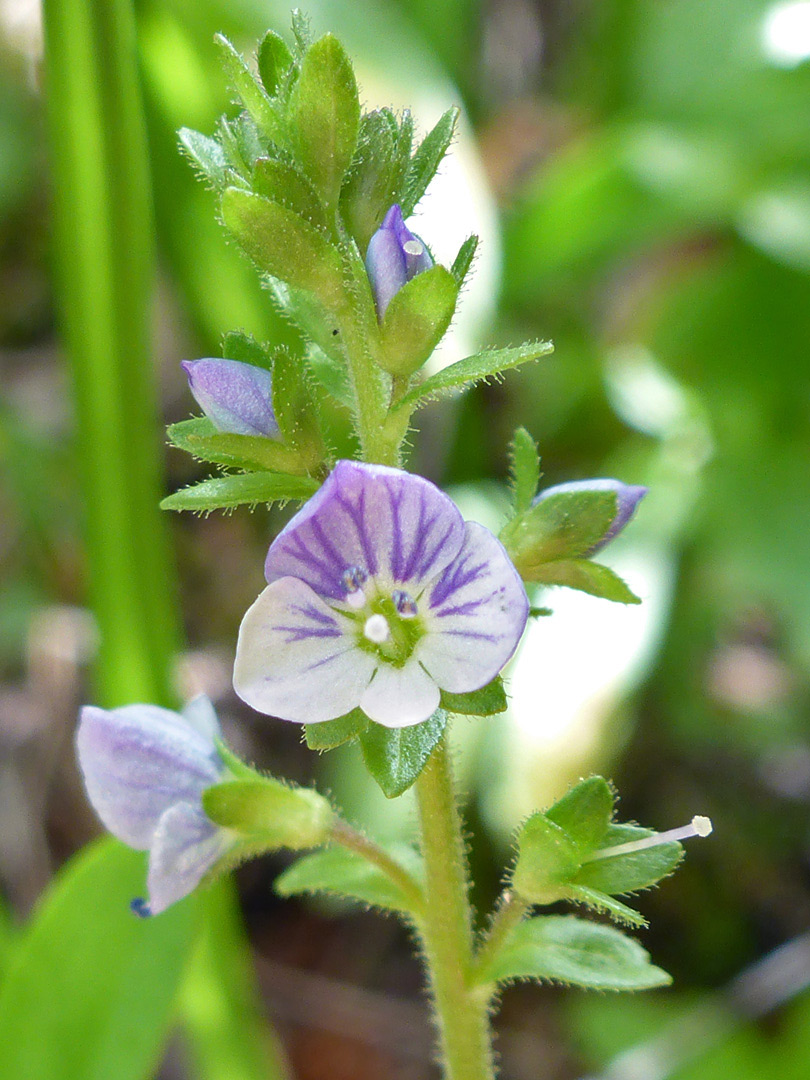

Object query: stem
[473,891,530,984]
[414,735,496,1080]
[330,819,425,915]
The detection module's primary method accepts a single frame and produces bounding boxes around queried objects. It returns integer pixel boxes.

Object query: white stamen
[587,815,713,862]
[363,614,390,644]
[403,239,423,257]
[346,589,367,610]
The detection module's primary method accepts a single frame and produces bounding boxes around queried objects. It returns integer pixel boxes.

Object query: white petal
[146,802,231,915]
[233,578,376,723]
[359,660,440,728]
[75,704,222,849]
[181,695,222,742]
[418,521,529,693]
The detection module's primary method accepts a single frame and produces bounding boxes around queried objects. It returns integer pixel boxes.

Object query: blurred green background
[2,0,810,1078]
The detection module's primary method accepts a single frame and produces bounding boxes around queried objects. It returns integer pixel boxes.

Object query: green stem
[473,891,530,985]
[414,735,496,1080]
[330,819,426,915]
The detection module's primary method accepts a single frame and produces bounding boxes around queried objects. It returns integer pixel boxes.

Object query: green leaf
[214,34,283,145]
[0,838,197,1080]
[528,560,641,604]
[160,471,318,512]
[288,34,360,211]
[340,110,399,252]
[451,234,479,285]
[401,107,459,217]
[508,427,541,515]
[360,709,447,798]
[166,418,305,474]
[178,127,229,189]
[221,330,273,370]
[440,676,508,716]
[379,265,459,375]
[576,825,683,896]
[220,188,344,304]
[202,779,332,848]
[392,341,553,413]
[253,157,327,230]
[544,776,614,855]
[480,915,671,990]
[511,813,582,904]
[271,348,325,467]
[257,30,293,97]
[501,489,619,566]
[305,708,369,751]
[568,886,647,928]
[275,843,422,913]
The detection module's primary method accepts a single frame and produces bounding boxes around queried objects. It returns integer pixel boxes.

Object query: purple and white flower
[365,204,434,318]
[75,696,231,916]
[534,478,647,555]
[233,461,529,728]
[182,357,279,438]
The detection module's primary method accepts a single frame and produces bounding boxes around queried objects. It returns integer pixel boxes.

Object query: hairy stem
[473,891,530,985]
[330,819,425,914]
[414,735,496,1080]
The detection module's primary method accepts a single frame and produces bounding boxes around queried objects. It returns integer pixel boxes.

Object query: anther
[363,614,390,644]
[587,815,713,862]
[342,566,368,608]
[130,897,152,918]
[392,590,418,618]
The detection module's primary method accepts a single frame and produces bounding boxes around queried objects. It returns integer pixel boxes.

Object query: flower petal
[233,577,376,723]
[264,460,465,601]
[417,521,529,693]
[146,802,231,915]
[182,358,278,437]
[359,659,441,728]
[75,705,223,849]
[181,695,222,742]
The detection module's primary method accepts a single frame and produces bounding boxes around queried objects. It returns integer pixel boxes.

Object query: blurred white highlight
[762,1,810,67]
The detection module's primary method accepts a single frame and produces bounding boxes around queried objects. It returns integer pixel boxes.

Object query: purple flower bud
[75,698,231,915]
[181,358,279,438]
[534,478,647,555]
[365,204,434,318]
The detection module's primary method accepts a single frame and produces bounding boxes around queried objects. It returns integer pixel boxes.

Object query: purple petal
[264,461,465,602]
[182,358,278,438]
[146,802,231,915]
[365,204,434,317]
[417,522,529,693]
[233,576,377,723]
[76,705,223,849]
[534,479,648,555]
[359,659,440,728]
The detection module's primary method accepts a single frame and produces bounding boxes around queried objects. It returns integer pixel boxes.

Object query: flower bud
[181,358,279,438]
[533,478,647,556]
[365,204,433,318]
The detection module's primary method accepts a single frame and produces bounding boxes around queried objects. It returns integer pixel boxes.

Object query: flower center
[339,567,424,665]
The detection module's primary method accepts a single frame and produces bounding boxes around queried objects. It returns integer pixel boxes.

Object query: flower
[75,696,232,916]
[181,357,279,437]
[365,204,434,318]
[534,478,647,555]
[233,461,529,728]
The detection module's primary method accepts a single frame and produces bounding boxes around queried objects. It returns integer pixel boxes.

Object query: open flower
[181,357,279,437]
[75,697,232,916]
[234,461,529,728]
[365,204,434,318]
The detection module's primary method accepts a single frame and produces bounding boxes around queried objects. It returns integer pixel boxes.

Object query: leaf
[379,265,459,376]
[568,886,647,928]
[479,915,671,990]
[178,128,229,189]
[275,843,423,913]
[166,418,304,474]
[451,234,479,285]
[528,560,641,604]
[575,825,684,896]
[401,107,459,217]
[392,341,553,413]
[221,330,273,370]
[214,34,284,144]
[0,838,197,1080]
[511,814,582,905]
[440,676,508,716]
[544,776,614,855]
[288,34,360,211]
[508,427,541,514]
[160,472,318,512]
[253,158,327,230]
[220,188,344,304]
[340,110,399,252]
[202,780,332,848]
[360,709,447,798]
[257,30,293,97]
[305,708,369,751]
[271,348,325,466]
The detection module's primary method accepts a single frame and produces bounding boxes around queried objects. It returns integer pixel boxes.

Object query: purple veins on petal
[182,357,279,438]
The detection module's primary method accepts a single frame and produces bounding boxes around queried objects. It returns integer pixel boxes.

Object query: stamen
[363,614,390,644]
[392,590,418,618]
[587,815,713,862]
[130,897,152,918]
[342,566,368,608]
